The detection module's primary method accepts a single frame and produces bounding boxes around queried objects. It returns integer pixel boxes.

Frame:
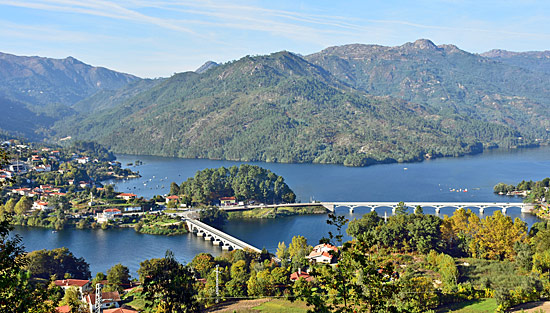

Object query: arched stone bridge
[185,218,262,253]
[320,202,533,215]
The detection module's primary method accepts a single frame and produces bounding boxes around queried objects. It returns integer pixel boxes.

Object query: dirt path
[509,301,550,312]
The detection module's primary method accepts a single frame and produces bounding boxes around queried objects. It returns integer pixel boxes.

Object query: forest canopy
[172,164,296,205]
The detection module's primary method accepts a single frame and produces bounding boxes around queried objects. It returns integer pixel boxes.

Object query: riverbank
[227,205,327,219]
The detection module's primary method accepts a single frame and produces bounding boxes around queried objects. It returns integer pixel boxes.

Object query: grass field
[252,299,309,313]
[437,298,497,313]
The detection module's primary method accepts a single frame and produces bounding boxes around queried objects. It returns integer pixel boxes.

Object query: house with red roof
[220,196,236,206]
[290,268,314,282]
[54,279,91,296]
[116,193,137,201]
[306,243,338,264]
[32,201,53,211]
[104,308,138,313]
[96,208,122,223]
[85,291,121,312]
[166,195,180,203]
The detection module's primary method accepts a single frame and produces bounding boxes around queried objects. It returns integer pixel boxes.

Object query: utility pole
[215,264,220,303]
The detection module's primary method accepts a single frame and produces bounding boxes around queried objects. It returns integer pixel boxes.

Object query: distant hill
[4,41,550,166]
[52,51,526,166]
[481,49,550,74]
[195,61,219,74]
[305,39,550,139]
[0,52,141,138]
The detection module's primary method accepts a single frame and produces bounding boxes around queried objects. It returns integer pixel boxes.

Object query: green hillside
[305,39,550,139]
[52,51,527,166]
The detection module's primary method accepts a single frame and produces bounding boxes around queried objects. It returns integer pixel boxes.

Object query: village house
[220,196,237,206]
[96,208,122,223]
[54,279,91,296]
[306,243,339,264]
[290,268,314,282]
[34,164,52,172]
[116,193,137,201]
[166,195,180,203]
[84,291,121,313]
[32,200,53,211]
[9,162,27,174]
[76,157,90,164]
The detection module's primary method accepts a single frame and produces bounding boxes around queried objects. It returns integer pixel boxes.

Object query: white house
[96,209,121,223]
[54,279,91,296]
[306,243,338,264]
[32,201,53,211]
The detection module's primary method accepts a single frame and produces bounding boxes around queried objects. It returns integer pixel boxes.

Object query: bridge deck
[186,218,261,253]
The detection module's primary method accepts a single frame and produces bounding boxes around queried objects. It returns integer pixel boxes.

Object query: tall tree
[106,263,130,292]
[141,250,200,313]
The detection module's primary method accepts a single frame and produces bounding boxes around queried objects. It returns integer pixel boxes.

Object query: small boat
[51,230,57,233]
[403,168,408,170]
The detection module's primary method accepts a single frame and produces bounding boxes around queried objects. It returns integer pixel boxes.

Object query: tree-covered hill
[0,52,144,139]
[305,39,550,140]
[51,50,524,166]
[481,49,550,75]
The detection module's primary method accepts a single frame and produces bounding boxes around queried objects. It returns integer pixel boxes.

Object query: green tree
[0,216,56,312]
[59,286,88,312]
[106,263,130,292]
[4,198,17,214]
[141,250,200,313]
[14,196,32,216]
[190,253,215,278]
[199,207,228,228]
[24,247,91,280]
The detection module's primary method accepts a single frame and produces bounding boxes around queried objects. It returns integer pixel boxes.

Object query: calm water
[15,146,550,276]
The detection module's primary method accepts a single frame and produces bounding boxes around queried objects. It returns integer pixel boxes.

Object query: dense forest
[51,48,542,167]
[170,164,296,205]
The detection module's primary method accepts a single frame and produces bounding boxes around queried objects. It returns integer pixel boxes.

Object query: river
[14,146,550,276]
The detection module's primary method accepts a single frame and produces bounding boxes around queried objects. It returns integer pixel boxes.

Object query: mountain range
[1,40,549,166]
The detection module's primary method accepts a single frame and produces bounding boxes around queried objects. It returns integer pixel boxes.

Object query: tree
[199,207,228,228]
[59,286,88,313]
[190,253,215,278]
[106,263,130,292]
[288,235,311,271]
[14,196,32,215]
[141,250,200,313]
[170,182,180,195]
[0,216,56,312]
[4,198,17,214]
[24,247,91,280]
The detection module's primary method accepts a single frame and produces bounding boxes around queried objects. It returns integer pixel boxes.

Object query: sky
[0,0,549,78]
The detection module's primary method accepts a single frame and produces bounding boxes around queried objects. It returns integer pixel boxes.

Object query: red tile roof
[54,279,90,288]
[290,271,313,282]
[56,305,71,313]
[166,195,180,200]
[220,197,236,200]
[104,309,138,313]
[86,291,121,305]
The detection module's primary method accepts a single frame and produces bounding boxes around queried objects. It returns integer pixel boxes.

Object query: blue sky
[1,0,549,78]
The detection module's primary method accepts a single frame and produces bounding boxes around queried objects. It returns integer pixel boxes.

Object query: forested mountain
[51,50,528,166]
[305,39,550,140]
[481,49,550,74]
[3,40,550,166]
[0,52,141,138]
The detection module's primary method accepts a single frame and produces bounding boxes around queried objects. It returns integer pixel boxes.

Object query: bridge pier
[371,207,375,212]
[196,231,204,237]
[222,244,231,251]
[349,205,356,213]
[502,207,507,215]
[204,235,212,241]
[212,239,222,246]
[435,208,440,214]
[479,208,484,215]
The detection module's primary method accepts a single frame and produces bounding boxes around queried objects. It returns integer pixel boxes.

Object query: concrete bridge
[185,218,262,253]
[320,202,532,215]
